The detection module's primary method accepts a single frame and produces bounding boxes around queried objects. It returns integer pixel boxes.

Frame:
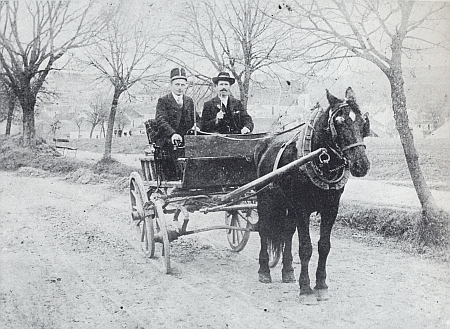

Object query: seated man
[200,72,253,134]
[153,67,200,180]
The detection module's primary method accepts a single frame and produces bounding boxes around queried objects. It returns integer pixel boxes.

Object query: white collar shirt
[219,96,228,108]
[172,93,183,106]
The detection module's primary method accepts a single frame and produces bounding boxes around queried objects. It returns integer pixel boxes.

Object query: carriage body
[139,133,267,190]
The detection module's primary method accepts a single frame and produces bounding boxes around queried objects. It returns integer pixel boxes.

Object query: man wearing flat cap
[201,72,253,134]
[154,67,200,179]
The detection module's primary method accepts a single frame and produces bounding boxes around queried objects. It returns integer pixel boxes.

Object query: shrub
[337,203,449,248]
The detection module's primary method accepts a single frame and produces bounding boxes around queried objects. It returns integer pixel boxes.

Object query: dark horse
[255,87,370,304]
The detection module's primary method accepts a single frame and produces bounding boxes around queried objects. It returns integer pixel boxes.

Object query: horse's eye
[335,116,345,124]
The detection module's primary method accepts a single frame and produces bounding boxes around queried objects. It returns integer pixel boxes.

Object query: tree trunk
[5,96,15,135]
[19,93,36,147]
[89,125,96,138]
[103,88,121,160]
[241,78,250,110]
[22,108,35,147]
[234,69,251,110]
[388,70,439,216]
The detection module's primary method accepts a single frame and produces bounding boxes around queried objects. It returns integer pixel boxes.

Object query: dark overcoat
[201,96,254,134]
[154,93,199,148]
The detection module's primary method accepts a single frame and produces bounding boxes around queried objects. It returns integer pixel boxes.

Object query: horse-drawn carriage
[129,88,370,303]
[130,127,325,274]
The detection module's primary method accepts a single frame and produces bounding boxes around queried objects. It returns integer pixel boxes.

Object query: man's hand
[241,127,251,134]
[215,111,224,123]
[171,133,182,144]
[190,125,201,132]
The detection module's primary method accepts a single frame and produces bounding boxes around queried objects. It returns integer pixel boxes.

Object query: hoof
[282,271,296,283]
[259,272,272,284]
[299,293,318,305]
[314,288,329,301]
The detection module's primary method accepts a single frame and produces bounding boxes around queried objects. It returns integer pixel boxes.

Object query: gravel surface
[1,171,449,329]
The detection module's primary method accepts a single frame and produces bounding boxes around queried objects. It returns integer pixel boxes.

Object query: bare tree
[174,0,303,109]
[277,0,449,217]
[74,114,84,139]
[83,1,164,159]
[114,105,128,137]
[0,1,101,146]
[0,83,18,135]
[86,93,109,139]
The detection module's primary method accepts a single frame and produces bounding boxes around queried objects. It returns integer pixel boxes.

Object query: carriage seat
[143,120,267,189]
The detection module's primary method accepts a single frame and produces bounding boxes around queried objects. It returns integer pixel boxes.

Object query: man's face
[171,79,187,96]
[216,80,231,98]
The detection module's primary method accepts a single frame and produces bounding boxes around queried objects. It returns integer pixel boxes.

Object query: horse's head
[326,87,370,177]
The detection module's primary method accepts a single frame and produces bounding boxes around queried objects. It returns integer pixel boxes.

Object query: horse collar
[298,107,350,190]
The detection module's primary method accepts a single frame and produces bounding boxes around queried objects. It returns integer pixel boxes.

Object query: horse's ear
[363,112,371,137]
[326,89,340,107]
[345,87,356,102]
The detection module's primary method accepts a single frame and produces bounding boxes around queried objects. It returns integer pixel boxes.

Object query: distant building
[428,119,450,139]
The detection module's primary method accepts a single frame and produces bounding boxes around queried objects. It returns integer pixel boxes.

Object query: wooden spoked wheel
[268,242,281,268]
[129,172,155,257]
[225,208,253,252]
[153,199,171,274]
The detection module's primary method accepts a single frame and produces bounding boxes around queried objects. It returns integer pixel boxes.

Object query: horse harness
[272,103,364,190]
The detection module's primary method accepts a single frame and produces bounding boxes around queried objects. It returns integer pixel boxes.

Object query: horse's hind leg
[257,190,283,284]
[281,214,296,283]
[258,234,272,283]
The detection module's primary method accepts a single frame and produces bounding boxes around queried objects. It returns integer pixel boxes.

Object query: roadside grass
[70,134,149,154]
[334,203,449,261]
[1,133,449,260]
[0,134,138,186]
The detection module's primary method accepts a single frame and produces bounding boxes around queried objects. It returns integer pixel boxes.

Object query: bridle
[327,101,366,155]
[341,141,366,152]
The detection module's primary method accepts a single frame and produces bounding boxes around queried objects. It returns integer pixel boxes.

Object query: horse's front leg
[281,215,296,283]
[297,212,317,305]
[258,234,272,283]
[314,204,339,301]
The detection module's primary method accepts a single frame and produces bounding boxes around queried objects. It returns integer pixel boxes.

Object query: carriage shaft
[200,203,257,213]
[153,225,253,243]
[219,148,327,204]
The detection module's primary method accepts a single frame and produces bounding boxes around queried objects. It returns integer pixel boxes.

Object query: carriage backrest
[144,119,159,145]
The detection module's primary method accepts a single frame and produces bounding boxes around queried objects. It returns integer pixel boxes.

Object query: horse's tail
[254,134,289,258]
[257,186,287,256]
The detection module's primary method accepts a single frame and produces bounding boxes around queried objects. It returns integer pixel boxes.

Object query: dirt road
[1,171,449,329]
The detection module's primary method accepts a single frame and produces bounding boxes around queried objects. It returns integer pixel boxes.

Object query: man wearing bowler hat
[154,67,200,179]
[201,72,253,134]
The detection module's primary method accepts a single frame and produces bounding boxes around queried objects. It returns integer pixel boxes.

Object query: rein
[193,123,306,142]
[341,141,366,151]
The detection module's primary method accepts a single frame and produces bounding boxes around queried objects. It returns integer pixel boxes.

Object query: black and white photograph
[0,0,449,328]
